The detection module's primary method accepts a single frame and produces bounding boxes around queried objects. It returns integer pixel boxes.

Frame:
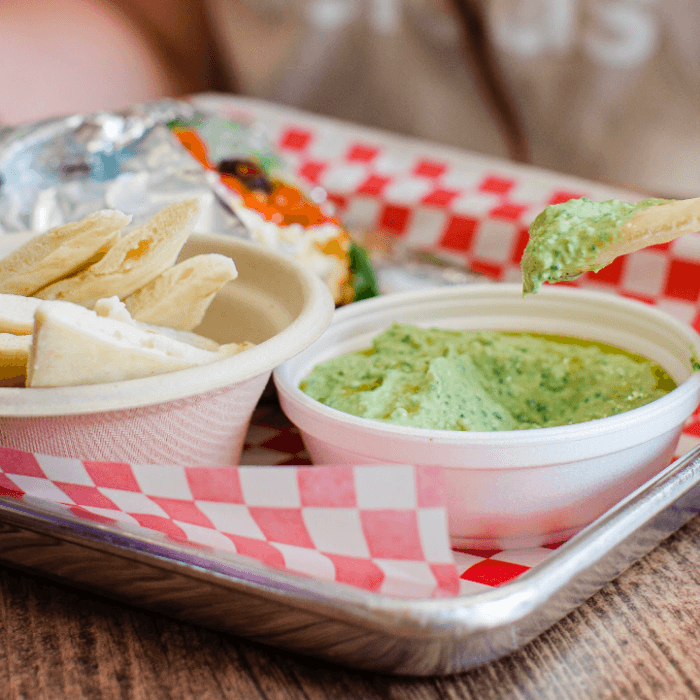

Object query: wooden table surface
[1,512,699,700]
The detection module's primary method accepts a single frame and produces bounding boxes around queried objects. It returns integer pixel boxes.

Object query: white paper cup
[0,233,334,466]
[274,284,700,549]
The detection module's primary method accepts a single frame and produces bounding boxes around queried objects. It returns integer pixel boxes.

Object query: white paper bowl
[0,233,334,466]
[274,284,700,549]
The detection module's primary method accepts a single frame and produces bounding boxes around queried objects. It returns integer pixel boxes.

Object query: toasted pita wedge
[0,231,46,259]
[0,293,43,334]
[0,332,31,365]
[27,299,229,387]
[594,196,700,265]
[93,296,221,351]
[123,253,238,330]
[0,210,130,296]
[35,199,201,306]
[521,197,700,294]
[0,332,31,386]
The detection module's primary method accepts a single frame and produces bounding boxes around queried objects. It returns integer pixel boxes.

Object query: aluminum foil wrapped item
[0,100,229,232]
[0,99,362,304]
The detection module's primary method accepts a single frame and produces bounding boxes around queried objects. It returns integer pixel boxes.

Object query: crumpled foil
[0,99,250,237]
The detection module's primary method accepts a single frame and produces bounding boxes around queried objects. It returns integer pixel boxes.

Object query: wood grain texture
[1,514,700,700]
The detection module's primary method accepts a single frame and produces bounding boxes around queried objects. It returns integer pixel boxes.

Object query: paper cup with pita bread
[0,233,333,466]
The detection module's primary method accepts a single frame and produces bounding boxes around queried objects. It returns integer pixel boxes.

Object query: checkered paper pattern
[0,446,460,598]
[193,95,700,329]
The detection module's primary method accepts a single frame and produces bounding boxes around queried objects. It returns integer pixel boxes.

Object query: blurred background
[1,0,698,198]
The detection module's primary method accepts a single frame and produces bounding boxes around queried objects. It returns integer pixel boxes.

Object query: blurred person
[0,0,228,125]
[209,0,700,198]
[2,0,700,198]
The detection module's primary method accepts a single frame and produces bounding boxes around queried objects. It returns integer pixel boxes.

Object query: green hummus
[300,324,676,431]
[521,197,669,295]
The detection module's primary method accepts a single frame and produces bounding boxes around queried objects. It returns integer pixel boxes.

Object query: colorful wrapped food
[171,118,363,305]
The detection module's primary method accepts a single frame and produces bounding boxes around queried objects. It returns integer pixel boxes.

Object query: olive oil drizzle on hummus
[301,324,676,431]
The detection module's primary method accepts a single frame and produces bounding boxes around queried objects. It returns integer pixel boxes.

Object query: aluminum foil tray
[1,443,699,677]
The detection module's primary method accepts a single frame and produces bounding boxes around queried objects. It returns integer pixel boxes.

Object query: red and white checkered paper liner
[3,95,700,598]
[0,448,460,597]
[194,94,700,324]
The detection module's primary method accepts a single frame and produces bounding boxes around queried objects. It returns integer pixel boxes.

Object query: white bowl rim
[274,283,700,448]
[1,234,335,416]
